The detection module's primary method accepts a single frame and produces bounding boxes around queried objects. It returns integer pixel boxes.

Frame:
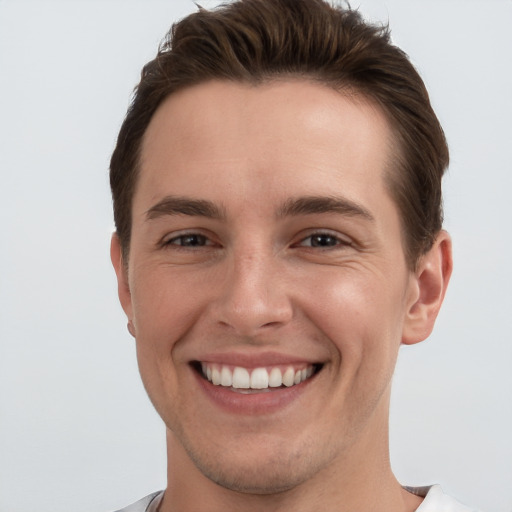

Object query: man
[109,0,473,510]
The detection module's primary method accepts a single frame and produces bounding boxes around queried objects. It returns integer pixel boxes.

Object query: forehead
[137,79,394,213]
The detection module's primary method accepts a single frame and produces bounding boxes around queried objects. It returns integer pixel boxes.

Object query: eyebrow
[145,194,374,222]
[145,196,226,221]
[276,195,374,221]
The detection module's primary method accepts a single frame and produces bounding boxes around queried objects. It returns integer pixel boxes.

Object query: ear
[402,230,453,345]
[110,233,135,337]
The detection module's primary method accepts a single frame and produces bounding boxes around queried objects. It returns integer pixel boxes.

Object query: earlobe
[402,230,453,345]
[110,234,134,331]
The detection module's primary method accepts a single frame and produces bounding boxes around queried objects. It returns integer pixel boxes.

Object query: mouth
[192,361,323,393]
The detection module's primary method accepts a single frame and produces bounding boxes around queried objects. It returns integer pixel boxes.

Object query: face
[112,80,444,494]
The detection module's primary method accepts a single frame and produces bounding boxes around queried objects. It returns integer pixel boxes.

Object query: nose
[211,249,294,337]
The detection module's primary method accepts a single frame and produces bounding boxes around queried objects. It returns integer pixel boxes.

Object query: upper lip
[191,351,323,368]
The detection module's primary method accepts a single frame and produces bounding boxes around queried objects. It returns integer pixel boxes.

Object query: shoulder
[405,485,480,512]
[111,491,164,512]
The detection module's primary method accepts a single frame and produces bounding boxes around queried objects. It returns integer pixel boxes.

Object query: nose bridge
[216,243,292,335]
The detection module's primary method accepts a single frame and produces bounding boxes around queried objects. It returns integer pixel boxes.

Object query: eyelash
[162,230,351,250]
[295,231,352,249]
[163,233,214,248]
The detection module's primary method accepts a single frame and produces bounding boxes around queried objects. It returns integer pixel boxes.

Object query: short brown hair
[110,0,448,268]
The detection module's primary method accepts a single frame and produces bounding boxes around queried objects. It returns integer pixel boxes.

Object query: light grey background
[0,1,510,511]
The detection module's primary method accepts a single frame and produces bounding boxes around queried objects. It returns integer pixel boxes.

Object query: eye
[297,232,351,248]
[165,233,211,247]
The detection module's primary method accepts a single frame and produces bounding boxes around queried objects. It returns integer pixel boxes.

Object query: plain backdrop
[0,1,511,511]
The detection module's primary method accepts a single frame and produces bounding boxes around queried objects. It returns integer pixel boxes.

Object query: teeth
[268,367,282,387]
[201,363,316,390]
[221,366,232,387]
[212,367,221,386]
[250,368,269,389]
[282,367,295,387]
[232,367,250,389]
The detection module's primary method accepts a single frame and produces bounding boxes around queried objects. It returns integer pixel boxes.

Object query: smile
[198,362,318,391]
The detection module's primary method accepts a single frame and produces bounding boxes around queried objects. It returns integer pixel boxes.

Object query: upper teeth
[201,363,314,390]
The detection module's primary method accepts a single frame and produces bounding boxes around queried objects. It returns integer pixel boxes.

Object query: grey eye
[170,234,208,247]
[308,234,339,247]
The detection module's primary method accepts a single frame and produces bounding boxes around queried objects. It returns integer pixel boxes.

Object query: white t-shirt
[113,485,478,511]
[405,485,478,511]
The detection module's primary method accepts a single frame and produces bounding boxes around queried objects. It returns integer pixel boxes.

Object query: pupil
[312,234,336,247]
[183,234,204,246]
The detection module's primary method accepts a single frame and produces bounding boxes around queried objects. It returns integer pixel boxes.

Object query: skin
[111,80,452,512]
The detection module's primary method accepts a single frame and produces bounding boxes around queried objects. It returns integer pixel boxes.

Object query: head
[109,0,452,501]
[110,0,449,271]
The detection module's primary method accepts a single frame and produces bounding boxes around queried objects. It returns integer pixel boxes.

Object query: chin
[179,430,335,495]
[193,454,314,495]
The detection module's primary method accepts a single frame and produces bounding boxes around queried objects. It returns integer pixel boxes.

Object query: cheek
[128,267,210,400]
[130,265,211,345]
[131,276,200,417]
[301,267,407,366]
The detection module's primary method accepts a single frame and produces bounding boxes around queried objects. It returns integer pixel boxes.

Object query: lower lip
[193,369,315,415]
